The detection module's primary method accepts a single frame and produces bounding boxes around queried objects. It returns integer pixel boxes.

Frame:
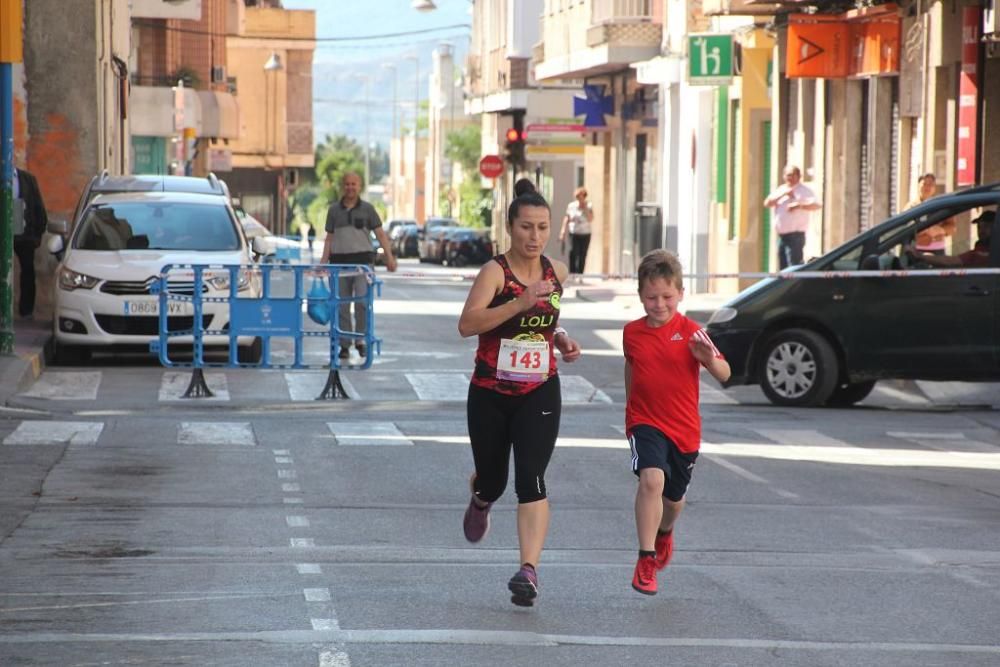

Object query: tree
[314,134,365,201]
[445,125,482,174]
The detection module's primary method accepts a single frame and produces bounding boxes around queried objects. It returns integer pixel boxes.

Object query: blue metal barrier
[273,236,308,264]
[149,263,381,398]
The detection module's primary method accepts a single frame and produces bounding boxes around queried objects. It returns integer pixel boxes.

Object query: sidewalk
[569,274,734,324]
[0,318,50,410]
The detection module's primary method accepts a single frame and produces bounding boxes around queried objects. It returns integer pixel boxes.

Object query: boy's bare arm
[703,356,731,384]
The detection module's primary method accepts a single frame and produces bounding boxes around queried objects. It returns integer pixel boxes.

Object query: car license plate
[123,301,189,316]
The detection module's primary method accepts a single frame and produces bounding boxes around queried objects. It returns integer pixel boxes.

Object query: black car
[441,227,493,266]
[706,184,999,407]
[418,217,458,262]
[393,223,419,258]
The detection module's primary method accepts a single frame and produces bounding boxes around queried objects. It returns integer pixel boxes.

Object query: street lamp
[382,64,398,219]
[405,55,421,221]
[352,74,371,198]
[411,0,437,11]
[263,52,283,154]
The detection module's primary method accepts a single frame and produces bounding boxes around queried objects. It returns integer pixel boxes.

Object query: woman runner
[457,191,582,607]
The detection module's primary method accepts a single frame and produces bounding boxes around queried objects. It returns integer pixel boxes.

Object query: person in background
[763,166,820,269]
[322,172,397,360]
[905,173,954,255]
[907,210,993,268]
[559,187,593,274]
[12,165,48,318]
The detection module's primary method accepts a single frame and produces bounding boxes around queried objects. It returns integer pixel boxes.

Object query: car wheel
[237,337,263,364]
[825,380,877,407]
[758,328,839,407]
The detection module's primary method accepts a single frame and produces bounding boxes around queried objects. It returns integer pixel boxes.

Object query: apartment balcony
[534,0,662,81]
[702,0,783,16]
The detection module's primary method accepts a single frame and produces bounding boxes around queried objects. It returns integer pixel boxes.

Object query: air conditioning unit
[211,66,226,83]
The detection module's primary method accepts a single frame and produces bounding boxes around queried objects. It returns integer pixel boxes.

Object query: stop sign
[479,154,504,179]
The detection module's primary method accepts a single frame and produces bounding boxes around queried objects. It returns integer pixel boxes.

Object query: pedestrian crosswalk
[15,370,614,404]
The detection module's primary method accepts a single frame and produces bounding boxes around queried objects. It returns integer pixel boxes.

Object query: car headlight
[206,270,252,292]
[59,268,100,291]
[707,306,738,325]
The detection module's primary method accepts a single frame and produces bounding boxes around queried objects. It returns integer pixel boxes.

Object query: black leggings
[467,376,561,504]
[569,233,591,274]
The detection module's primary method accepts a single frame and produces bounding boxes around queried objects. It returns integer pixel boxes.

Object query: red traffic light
[505,128,522,143]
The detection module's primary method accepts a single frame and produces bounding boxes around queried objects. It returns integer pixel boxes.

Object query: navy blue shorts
[628,424,698,502]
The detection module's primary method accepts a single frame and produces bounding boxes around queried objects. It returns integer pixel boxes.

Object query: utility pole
[1,0,24,355]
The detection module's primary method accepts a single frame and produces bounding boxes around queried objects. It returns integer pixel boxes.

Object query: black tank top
[471,254,563,396]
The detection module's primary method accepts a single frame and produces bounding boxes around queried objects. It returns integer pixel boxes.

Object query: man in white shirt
[763,166,820,269]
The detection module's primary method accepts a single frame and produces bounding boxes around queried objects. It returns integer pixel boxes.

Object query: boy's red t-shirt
[623,313,723,454]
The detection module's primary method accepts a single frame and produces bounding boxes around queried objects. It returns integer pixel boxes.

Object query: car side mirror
[47,234,65,254]
[47,219,69,236]
[251,236,274,256]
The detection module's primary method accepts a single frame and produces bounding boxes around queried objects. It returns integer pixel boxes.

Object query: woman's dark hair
[513,178,537,198]
[507,192,550,223]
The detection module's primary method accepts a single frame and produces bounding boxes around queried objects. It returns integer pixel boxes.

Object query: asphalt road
[2,262,999,666]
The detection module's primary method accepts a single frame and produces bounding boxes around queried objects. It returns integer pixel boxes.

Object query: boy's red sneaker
[654,530,674,570]
[631,555,658,595]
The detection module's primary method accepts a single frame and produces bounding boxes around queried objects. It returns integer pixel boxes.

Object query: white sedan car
[48,191,263,363]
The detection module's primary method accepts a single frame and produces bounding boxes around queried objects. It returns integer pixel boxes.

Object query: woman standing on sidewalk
[457,191,582,607]
[559,187,593,275]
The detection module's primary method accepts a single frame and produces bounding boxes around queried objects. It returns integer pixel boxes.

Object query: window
[75,202,239,252]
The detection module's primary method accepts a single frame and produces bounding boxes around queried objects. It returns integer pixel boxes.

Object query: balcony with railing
[534,0,662,81]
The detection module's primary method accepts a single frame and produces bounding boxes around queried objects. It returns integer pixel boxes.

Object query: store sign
[787,11,899,79]
[688,34,734,86]
[208,148,233,173]
[956,6,981,186]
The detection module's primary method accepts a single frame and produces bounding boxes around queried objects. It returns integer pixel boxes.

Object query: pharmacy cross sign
[688,33,734,86]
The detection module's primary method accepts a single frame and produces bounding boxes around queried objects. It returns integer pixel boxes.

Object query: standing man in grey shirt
[322,172,397,360]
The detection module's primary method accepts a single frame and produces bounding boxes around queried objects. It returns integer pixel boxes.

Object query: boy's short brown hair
[637,249,684,292]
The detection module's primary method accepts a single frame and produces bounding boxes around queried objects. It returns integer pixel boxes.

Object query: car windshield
[75,202,239,251]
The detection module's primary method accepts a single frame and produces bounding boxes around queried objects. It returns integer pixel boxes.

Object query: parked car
[71,171,230,228]
[238,211,304,263]
[393,223,419,258]
[440,227,493,266]
[385,218,415,242]
[418,217,459,262]
[47,191,263,364]
[706,184,1000,407]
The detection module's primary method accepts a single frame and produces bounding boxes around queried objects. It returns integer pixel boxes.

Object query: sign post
[688,34,734,86]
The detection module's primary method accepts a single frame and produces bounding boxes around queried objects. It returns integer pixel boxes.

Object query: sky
[280,0,473,150]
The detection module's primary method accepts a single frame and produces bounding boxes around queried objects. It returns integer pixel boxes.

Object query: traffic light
[503,120,525,168]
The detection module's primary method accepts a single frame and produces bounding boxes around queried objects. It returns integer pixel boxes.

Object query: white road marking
[560,375,612,404]
[699,380,739,404]
[282,483,301,492]
[702,453,800,499]
[303,588,331,602]
[404,373,469,401]
[275,456,293,464]
[870,383,931,405]
[177,422,255,446]
[278,470,297,479]
[290,538,315,548]
[755,429,852,448]
[9,630,998,655]
[273,449,290,455]
[159,371,230,401]
[296,564,322,575]
[318,647,352,667]
[284,498,304,504]
[888,431,998,453]
[287,516,310,528]
[327,422,413,446]
[3,421,104,446]
[286,372,359,400]
[21,372,101,400]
